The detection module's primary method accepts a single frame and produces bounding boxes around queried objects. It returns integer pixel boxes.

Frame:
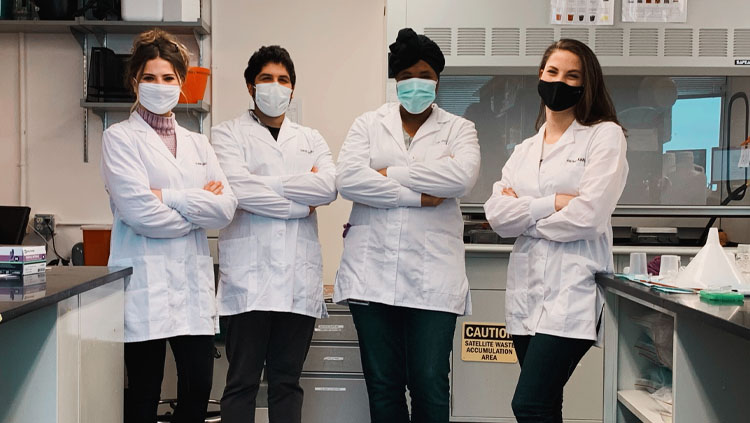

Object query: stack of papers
[615,274,697,294]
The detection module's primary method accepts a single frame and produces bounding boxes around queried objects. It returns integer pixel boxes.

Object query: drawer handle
[315,387,347,392]
[323,356,344,361]
[315,324,344,332]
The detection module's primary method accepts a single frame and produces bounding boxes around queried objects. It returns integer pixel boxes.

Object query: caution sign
[461,322,517,363]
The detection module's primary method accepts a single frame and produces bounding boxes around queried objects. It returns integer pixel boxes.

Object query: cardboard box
[0,283,46,302]
[0,272,46,286]
[0,261,46,276]
[0,245,46,264]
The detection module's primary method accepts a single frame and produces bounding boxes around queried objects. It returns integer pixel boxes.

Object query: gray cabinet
[452,289,518,419]
[452,249,603,422]
[301,304,370,423]
[300,377,370,422]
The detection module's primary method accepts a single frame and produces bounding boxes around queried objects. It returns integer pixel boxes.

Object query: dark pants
[220,311,316,423]
[349,302,458,423]
[511,333,594,423]
[124,335,215,423]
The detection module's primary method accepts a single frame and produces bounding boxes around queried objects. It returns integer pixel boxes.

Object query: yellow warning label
[461,322,517,363]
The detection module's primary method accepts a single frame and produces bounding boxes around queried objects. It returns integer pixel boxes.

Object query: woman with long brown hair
[100,29,237,423]
[484,39,628,422]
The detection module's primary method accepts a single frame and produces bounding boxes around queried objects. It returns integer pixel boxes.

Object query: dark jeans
[124,335,215,423]
[349,302,458,423]
[220,311,316,423]
[511,333,594,423]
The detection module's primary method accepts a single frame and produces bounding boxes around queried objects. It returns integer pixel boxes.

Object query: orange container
[179,66,210,104]
[81,225,112,266]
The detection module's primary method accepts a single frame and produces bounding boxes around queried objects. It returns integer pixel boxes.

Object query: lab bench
[459,244,712,423]
[597,274,750,423]
[0,266,129,423]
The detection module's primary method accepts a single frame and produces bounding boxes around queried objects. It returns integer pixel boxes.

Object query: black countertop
[0,266,131,325]
[596,274,750,341]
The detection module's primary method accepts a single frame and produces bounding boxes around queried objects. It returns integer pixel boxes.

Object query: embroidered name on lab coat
[299,148,313,154]
[195,162,207,166]
[566,158,585,164]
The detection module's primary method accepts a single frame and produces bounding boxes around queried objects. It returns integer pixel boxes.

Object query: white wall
[0,35,20,205]
[212,0,388,284]
[0,0,387,270]
[0,32,112,258]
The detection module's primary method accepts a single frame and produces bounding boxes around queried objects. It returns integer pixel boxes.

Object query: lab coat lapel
[410,105,444,146]
[129,112,181,170]
[174,124,194,166]
[553,120,582,150]
[526,126,545,196]
[243,110,283,153]
[276,117,296,147]
[380,104,407,154]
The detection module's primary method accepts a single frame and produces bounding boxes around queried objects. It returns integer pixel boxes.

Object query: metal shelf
[80,99,210,114]
[0,20,75,33]
[4,13,212,162]
[460,203,750,218]
[72,18,210,36]
[611,205,750,217]
[0,17,209,35]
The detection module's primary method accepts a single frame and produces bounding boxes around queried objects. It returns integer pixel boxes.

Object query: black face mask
[537,80,584,112]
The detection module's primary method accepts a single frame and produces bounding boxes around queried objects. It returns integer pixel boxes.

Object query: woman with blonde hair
[100,29,237,423]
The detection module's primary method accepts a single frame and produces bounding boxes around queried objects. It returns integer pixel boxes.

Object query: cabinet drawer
[313,315,358,341]
[304,345,362,373]
[300,377,369,423]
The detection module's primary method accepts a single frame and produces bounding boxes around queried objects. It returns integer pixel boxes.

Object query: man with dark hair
[211,45,337,423]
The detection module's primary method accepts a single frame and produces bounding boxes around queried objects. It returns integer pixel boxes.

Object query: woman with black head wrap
[334,28,481,423]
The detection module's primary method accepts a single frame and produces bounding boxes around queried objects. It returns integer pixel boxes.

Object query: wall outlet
[33,214,55,240]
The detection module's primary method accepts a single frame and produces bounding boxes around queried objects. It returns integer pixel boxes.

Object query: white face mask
[138,83,180,115]
[254,82,292,117]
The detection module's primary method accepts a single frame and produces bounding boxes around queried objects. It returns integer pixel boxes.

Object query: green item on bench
[699,289,744,303]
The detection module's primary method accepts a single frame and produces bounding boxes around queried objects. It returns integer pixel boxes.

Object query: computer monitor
[711,147,750,183]
[0,206,31,245]
[666,149,707,171]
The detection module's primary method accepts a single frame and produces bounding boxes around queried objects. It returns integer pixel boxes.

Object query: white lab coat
[211,111,337,319]
[484,120,628,342]
[101,112,238,343]
[334,103,481,315]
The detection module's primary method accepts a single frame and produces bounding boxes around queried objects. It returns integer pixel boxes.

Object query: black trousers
[124,335,215,423]
[349,302,458,423]
[511,333,594,423]
[220,311,316,423]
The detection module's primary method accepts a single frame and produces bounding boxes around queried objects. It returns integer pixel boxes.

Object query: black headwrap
[388,28,445,78]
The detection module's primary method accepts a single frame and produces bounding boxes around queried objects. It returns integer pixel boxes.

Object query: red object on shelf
[179,67,210,104]
[81,225,112,266]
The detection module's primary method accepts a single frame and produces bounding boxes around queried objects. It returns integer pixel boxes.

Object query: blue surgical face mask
[396,78,437,114]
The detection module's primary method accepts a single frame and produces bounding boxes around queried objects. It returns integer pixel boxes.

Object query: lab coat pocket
[114,256,169,324]
[336,225,370,290]
[218,236,259,299]
[289,147,316,173]
[302,239,323,300]
[423,140,451,161]
[507,252,529,314]
[556,253,598,321]
[190,162,208,188]
[423,231,466,294]
[556,161,586,195]
[197,255,217,318]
